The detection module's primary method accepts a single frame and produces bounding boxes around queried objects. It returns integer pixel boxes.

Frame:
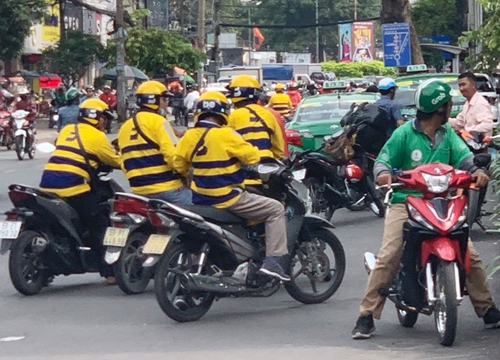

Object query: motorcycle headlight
[422,173,451,193]
[407,203,436,231]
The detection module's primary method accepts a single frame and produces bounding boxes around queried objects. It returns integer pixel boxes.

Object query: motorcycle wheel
[15,136,24,160]
[114,232,152,295]
[8,230,47,296]
[154,241,214,322]
[28,139,35,159]
[467,190,480,230]
[434,261,458,347]
[396,307,419,328]
[285,228,345,304]
[366,178,385,218]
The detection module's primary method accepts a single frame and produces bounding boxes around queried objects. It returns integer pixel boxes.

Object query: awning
[39,75,62,88]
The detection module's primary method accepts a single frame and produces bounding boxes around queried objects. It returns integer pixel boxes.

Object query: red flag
[253,27,265,50]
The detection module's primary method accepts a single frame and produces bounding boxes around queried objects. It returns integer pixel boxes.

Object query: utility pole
[197,0,206,87]
[315,0,319,62]
[248,8,251,49]
[354,0,357,20]
[58,0,66,39]
[116,0,127,123]
[180,0,185,35]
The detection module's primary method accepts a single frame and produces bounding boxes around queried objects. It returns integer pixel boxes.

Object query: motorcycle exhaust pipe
[181,272,244,294]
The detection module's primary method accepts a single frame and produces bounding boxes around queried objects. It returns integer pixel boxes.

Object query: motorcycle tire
[114,232,152,295]
[434,261,458,347]
[154,241,214,322]
[366,178,385,218]
[285,228,345,304]
[396,307,418,328]
[15,136,24,161]
[467,190,480,230]
[8,230,47,296]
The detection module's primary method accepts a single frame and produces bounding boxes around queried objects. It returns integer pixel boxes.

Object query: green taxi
[285,91,380,151]
[395,73,466,119]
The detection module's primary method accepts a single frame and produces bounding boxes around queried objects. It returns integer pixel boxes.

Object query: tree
[380,0,424,65]
[106,27,206,76]
[462,0,500,72]
[41,31,106,86]
[0,0,46,63]
[412,0,463,44]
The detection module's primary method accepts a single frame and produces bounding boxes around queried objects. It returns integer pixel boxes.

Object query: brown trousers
[360,203,495,319]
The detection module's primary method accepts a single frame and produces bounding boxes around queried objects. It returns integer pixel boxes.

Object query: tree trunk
[381,0,424,65]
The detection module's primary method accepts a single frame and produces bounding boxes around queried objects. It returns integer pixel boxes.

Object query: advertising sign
[382,23,411,67]
[338,24,352,63]
[80,0,116,13]
[64,1,83,31]
[351,22,374,62]
[42,1,60,46]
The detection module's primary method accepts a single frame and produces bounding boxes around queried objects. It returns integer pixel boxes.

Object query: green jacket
[375,120,472,204]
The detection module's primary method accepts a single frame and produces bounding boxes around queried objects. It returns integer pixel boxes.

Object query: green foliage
[41,31,106,86]
[0,0,46,62]
[321,61,396,78]
[462,0,500,72]
[106,27,205,76]
[412,0,464,44]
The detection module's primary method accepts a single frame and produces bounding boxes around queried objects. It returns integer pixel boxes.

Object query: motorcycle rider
[173,91,290,281]
[57,87,80,132]
[227,75,285,161]
[39,99,121,285]
[118,80,192,205]
[183,83,200,126]
[267,83,293,120]
[449,71,494,136]
[80,85,98,104]
[351,79,500,339]
[287,81,302,108]
[375,78,405,137]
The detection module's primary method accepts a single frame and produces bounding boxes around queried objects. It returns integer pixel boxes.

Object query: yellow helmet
[79,98,112,126]
[227,75,261,104]
[195,91,231,125]
[136,80,172,110]
[275,83,285,90]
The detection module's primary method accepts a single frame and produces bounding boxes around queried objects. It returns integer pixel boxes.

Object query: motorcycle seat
[181,205,246,224]
[8,184,62,200]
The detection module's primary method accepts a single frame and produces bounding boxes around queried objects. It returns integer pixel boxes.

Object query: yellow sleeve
[93,132,121,168]
[173,132,194,177]
[152,118,178,165]
[269,118,285,159]
[225,129,260,165]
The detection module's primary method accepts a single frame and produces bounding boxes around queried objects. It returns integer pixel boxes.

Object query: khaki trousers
[360,203,494,319]
[227,191,288,257]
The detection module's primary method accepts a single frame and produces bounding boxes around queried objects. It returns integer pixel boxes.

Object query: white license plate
[0,221,22,239]
[102,227,130,247]
[293,169,307,181]
[142,235,172,255]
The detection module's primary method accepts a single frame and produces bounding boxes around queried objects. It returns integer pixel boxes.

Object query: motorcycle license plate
[102,227,130,247]
[142,235,171,255]
[293,169,307,181]
[0,221,22,239]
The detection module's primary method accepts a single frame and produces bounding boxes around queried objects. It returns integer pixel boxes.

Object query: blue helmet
[378,78,397,91]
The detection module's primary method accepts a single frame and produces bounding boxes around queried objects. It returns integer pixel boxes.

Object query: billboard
[42,1,60,46]
[352,22,374,62]
[338,24,352,62]
[80,0,116,13]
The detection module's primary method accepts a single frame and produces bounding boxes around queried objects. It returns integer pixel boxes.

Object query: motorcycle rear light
[8,191,31,203]
[5,212,19,221]
[112,195,149,216]
[285,129,303,147]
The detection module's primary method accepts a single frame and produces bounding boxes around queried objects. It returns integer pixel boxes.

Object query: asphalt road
[0,130,500,360]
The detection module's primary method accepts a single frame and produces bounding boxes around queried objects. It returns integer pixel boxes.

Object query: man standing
[449,71,494,136]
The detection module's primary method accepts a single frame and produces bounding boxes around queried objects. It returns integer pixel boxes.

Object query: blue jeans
[148,186,192,205]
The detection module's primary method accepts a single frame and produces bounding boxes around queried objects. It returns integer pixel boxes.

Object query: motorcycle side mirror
[473,153,491,168]
[36,142,56,153]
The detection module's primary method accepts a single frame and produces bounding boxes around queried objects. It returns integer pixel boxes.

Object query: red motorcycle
[0,107,13,149]
[364,158,490,346]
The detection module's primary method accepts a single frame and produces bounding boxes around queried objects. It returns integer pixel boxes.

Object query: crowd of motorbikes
[0,94,498,347]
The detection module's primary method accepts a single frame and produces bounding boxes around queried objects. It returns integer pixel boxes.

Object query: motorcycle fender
[302,214,335,229]
[14,129,26,137]
[421,237,460,266]
[0,239,13,255]
[104,246,122,265]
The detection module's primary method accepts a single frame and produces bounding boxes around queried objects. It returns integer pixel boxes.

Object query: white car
[474,73,499,128]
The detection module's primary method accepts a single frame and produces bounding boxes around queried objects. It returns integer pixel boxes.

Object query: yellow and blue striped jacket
[227,104,285,160]
[268,93,293,118]
[118,111,182,195]
[40,123,121,197]
[173,121,260,208]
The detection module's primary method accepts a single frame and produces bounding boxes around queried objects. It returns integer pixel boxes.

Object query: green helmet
[414,79,452,113]
[66,87,79,102]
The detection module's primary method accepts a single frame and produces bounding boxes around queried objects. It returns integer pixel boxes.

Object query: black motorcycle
[0,170,124,295]
[140,159,346,322]
[289,137,384,221]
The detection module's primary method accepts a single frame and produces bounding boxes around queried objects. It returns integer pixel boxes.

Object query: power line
[219,16,381,29]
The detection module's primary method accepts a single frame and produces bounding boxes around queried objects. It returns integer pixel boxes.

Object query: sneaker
[259,259,291,282]
[483,307,500,329]
[352,314,375,339]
